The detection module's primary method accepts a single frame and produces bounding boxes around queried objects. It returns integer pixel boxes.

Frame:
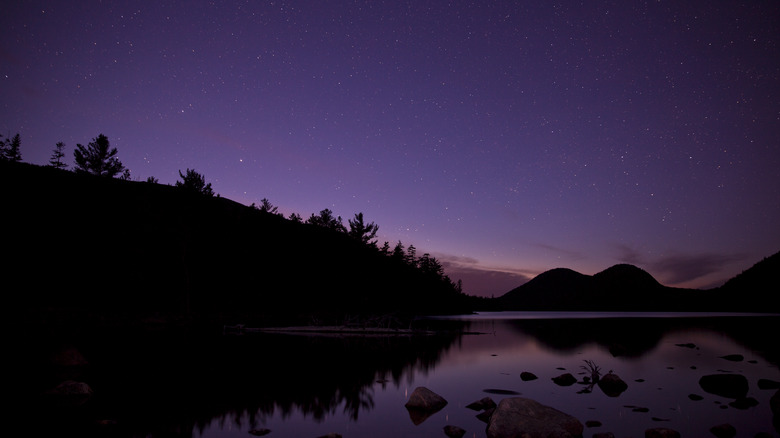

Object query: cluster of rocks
[405,386,584,438]
[401,366,780,438]
[42,345,780,438]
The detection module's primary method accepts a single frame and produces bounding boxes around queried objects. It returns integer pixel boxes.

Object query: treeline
[2,132,469,327]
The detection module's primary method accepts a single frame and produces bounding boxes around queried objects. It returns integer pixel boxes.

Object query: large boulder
[486,397,584,438]
[699,374,749,399]
[404,387,447,425]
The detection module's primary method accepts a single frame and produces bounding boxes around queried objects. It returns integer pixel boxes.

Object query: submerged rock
[483,388,520,395]
[486,397,583,438]
[720,354,744,362]
[699,374,749,399]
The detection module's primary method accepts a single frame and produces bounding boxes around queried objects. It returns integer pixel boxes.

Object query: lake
[24,312,780,437]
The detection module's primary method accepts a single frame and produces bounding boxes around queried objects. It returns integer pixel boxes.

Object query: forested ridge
[1,159,472,330]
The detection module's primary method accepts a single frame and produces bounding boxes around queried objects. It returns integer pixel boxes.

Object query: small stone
[466,396,496,411]
[520,371,538,381]
[598,373,628,397]
[443,425,466,438]
[709,423,736,438]
[552,373,577,386]
[728,397,758,410]
[644,427,681,438]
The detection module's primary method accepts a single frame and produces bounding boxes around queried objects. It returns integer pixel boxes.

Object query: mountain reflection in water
[20,313,780,438]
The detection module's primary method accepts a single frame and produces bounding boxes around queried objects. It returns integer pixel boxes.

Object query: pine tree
[347,212,379,246]
[175,168,214,196]
[307,208,346,232]
[48,141,68,169]
[1,133,22,162]
[73,134,125,177]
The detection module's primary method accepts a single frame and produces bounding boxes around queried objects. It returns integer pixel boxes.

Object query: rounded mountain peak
[593,264,661,289]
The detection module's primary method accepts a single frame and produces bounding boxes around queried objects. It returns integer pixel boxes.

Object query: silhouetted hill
[713,251,779,309]
[1,161,469,330]
[495,260,778,312]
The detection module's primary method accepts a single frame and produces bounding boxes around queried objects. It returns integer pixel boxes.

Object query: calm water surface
[189,312,780,438]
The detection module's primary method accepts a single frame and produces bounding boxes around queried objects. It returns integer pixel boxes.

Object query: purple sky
[3,1,779,296]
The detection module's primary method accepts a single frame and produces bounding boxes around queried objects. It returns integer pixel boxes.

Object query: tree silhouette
[348,212,379,247]
[417,253,444,277]
[48,141,68,169]
[1,133,22,162]
[391,241,405,261]
[73,134,125,177]
[405,245,418,267]
[175,168,214,196]
[307,208,346,232]
[256,198,279,215]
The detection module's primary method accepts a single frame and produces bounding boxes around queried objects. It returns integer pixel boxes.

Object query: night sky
[3,1,779,296]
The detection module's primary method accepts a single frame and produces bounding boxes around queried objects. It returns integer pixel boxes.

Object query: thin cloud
[434,253,532,297]
[614,243,745,286]
[650,253,744,285]
[532,243,587,262]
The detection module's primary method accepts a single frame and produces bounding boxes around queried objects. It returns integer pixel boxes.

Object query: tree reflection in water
[23,324,464,438]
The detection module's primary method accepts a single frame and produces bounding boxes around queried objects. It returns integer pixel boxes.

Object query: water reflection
[20,314,780,438]
[20,326,462,438]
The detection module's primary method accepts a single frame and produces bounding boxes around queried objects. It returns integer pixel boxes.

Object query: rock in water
[466,396,496,411]
[404,387,448,425]
[520,371,538,381]
[405,386,448,411]
[699,374,749,399]
[443,425,466,438]
[645,428,681,438]
[552,373,577,386]
[486,397,583,438]
[709,423,737,438]
[771,389,780,416]
[598,373,628,397]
